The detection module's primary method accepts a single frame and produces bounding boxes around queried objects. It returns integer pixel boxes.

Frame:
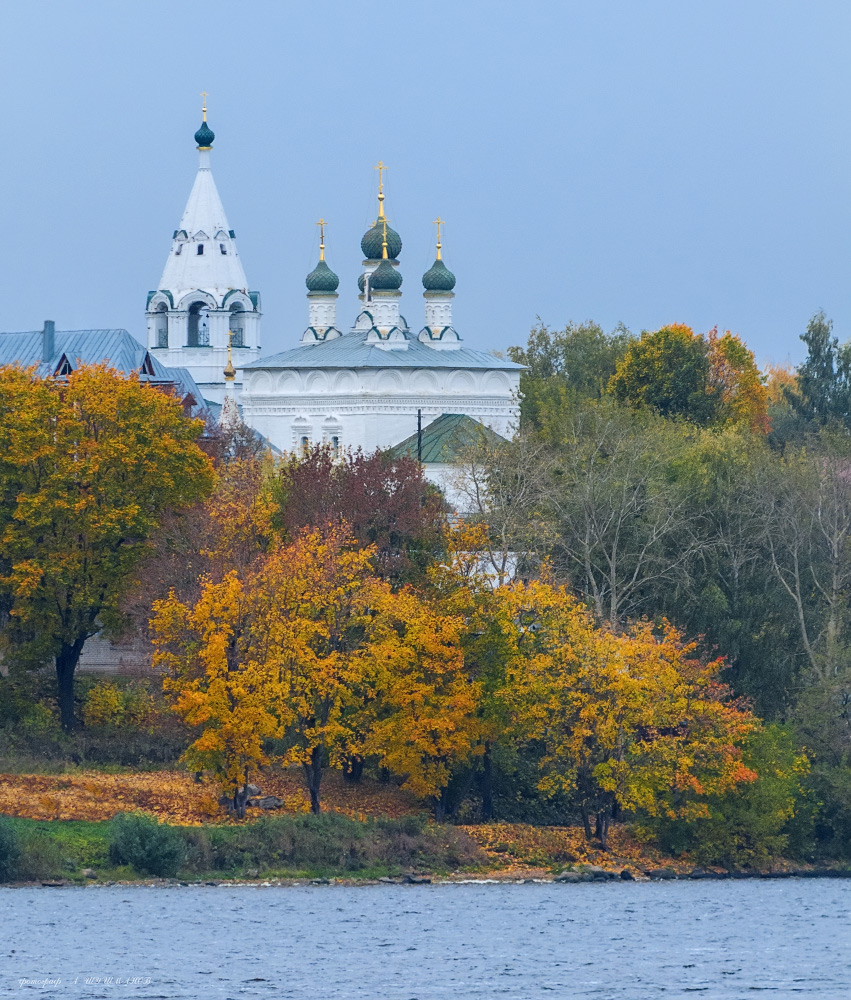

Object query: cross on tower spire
[374,160,387,220]
[433,216,445,260]
[201,91,208,122]
[317,218,327,261]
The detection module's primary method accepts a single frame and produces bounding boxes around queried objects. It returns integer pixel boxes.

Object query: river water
[1,880,849,999]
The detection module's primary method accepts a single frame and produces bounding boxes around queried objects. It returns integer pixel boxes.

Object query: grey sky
[1,1,848,364]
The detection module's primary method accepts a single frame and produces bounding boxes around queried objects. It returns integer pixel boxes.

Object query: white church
[145,106,522,457]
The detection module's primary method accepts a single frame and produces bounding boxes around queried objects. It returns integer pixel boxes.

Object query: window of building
[229,304,245,347]
[331,435,340,456]
[300,435,310,454]
[155,303,168,348]
[175,244,182,255]
[187,302,210,346]
[196,244,204,256]
[220,243,227,255]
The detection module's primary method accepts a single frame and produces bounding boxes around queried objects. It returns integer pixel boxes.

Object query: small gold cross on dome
[433,216,445,259]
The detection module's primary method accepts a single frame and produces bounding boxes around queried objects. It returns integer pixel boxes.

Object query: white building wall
[241,365,520,454]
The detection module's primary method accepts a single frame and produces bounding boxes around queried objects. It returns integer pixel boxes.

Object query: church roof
[389,413,508,464]
[243,331,524,371]
[157,141,250,299]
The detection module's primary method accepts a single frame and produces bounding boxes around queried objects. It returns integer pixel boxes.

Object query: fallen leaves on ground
[0,768,420,825]
[460,822,696,874]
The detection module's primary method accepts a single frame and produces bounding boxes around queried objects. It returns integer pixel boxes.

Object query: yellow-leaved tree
[366,583,485,819]
[154,524,389,814]
[502,580,760,848]
[0,364,214,730]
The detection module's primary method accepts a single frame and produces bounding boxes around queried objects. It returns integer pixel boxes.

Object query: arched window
[187,302,210,346]
[196,244,204,256]
[229,304,245,347]
[300,435,310,454]
[155,303,168,348]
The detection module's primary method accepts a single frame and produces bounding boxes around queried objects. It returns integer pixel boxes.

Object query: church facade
[146,111,522,454]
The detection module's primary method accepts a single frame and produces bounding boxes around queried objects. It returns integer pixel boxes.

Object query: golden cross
[201,91,209,121]
[317,218,327,260]
[434,216,445,259]
[374,160,387,218]
[374,160,386,193]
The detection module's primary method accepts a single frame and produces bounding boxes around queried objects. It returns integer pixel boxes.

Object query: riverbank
[1,768,846,887]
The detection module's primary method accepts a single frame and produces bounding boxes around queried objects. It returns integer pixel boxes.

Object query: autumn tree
[502,580,760,848]
[609,324,717,424]
[706,328,770,433]
[153,571,278,816]
[273,446,446,583]
[154,525,389,813]
[366,583,485,819]
[0,364,214,730]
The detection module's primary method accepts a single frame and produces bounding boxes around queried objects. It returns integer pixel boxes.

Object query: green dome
[306,259,339,293]
[194,121,215,147]
[361,220,402,260]
[422,258,456,291]
[369,259,402,291]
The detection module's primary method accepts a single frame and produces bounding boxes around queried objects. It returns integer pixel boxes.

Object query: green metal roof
[389,413,507,464]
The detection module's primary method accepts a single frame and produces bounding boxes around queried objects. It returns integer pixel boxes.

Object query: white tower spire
[146,96,261,405]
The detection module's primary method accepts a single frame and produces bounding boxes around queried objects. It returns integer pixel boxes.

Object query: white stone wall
[241,365,520,454]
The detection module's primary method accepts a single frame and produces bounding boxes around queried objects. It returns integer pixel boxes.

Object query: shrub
[82,682,126,728]
[15,829,64,881]
[108,812,185,877]
[180,812,486,876]
[0,819,21,882]
[640,725,810,867]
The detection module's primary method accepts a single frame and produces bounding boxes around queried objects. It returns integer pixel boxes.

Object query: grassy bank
[0,813,487,884]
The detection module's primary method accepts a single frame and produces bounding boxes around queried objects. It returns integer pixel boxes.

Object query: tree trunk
[342,755,364,783]
[580,806,592,841]
[303,746,323,814]
[595,810,610,850]
[232,766,250,819]
[480,743,494,821]
[56,637,86,732]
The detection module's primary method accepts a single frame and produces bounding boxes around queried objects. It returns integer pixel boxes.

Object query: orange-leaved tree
[706,327,770,433]
[0,364,214,730]
[154,524,393,814]
[502,580,760,848]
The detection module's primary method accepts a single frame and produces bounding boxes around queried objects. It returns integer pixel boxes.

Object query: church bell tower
[146,96,261,405]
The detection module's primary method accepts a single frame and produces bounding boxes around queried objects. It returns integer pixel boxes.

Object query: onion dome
[422,258,456,292]
[361,220,402,260]
[194,121,215,148]
[369,259,402,291]
[306,259,339,293]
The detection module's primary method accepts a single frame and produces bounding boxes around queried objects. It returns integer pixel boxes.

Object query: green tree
[789,311,851,427]
[508,321,633,428]
[0,364,214,730]
[609,323,717,423]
